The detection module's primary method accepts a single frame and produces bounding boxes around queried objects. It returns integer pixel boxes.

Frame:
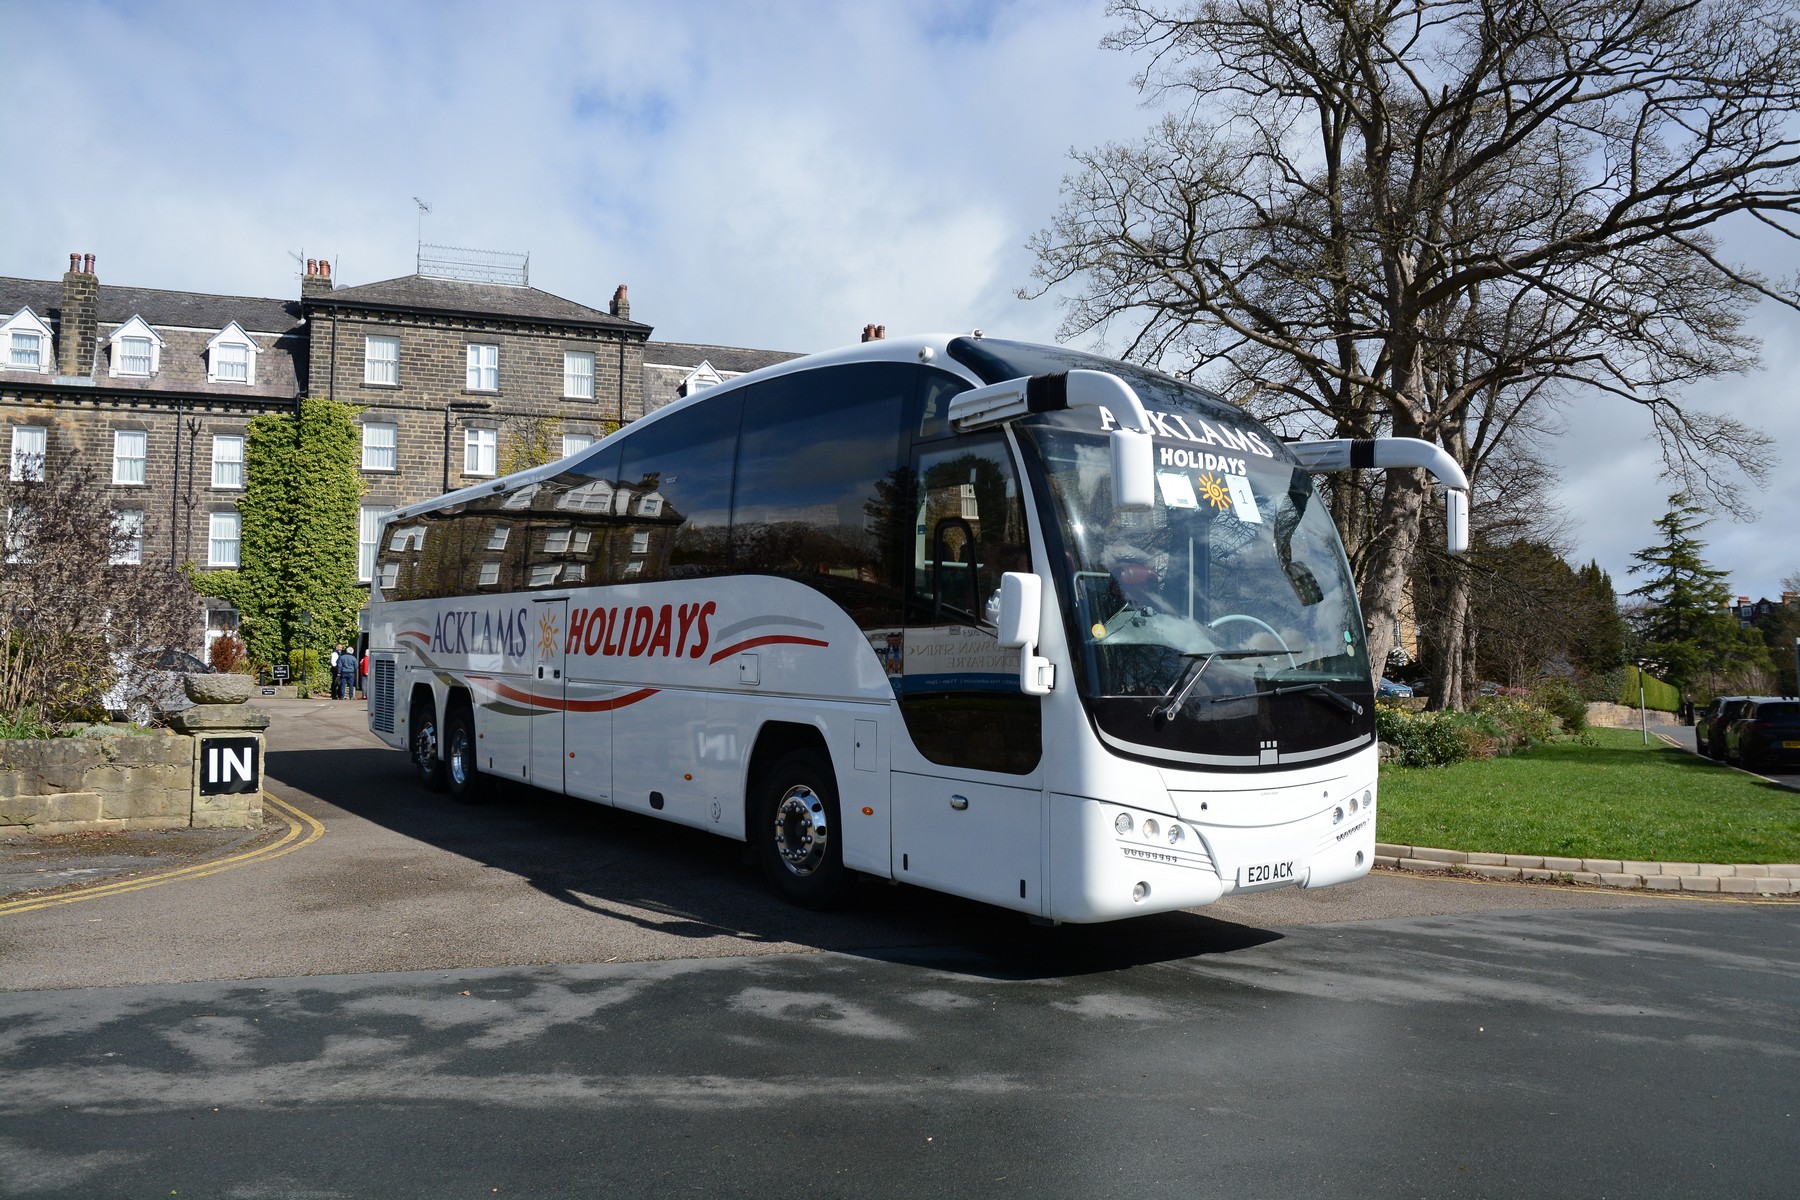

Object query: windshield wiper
[1207,681,1364,719]
[1154,653,1214,721]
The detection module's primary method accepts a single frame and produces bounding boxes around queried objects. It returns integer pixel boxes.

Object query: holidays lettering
[1159,446,1247,475]
[430,607,530,658]
[1097,406,1275,458]
[566,600,714,661]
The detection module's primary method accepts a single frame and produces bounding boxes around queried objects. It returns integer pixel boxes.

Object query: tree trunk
[1358,467,1429,685]
[1426,562,1472,711]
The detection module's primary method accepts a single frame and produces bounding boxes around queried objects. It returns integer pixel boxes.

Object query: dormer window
[206,322,258,385]
[107,316,164,379]
[678,360,723,398]
[1,308,55,374]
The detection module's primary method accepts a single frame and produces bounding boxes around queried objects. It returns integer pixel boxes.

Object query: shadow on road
[264,746,1281,980]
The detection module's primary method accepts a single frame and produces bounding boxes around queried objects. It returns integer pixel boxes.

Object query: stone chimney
[609,284,630,321]
[860,323,887,342]
[301,257,335,301]
[58,252,99,378]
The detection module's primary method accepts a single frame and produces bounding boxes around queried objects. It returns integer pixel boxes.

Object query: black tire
[412,699,446,792]
[754,748,849,909]
[444,704,489,802]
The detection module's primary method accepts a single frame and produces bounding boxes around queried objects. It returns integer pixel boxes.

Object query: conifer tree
[1628,496,1770,700]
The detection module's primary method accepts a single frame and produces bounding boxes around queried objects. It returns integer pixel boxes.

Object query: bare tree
[0,451,198,726]
[1030,0,1796,679]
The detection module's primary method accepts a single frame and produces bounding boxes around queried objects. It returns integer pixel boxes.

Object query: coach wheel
[412,701,445,792]
[755,748,849,909]
[444,705,488,802]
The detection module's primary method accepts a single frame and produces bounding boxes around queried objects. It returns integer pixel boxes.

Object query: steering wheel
[1207,613,1299,670]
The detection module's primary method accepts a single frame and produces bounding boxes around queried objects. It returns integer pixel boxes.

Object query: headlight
[1114,812,1133,835]
[1142,818,1160,840]
[1167,824,1185,845]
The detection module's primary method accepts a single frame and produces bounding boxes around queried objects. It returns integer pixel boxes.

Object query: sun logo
[536,610,560,660]
[1198,472,1233,512]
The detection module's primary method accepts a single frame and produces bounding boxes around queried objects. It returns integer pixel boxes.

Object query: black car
[1695,696,1760,759]
[1723,699,1800,772]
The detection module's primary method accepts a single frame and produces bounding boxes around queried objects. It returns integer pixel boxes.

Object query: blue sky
[2,0,1794,602]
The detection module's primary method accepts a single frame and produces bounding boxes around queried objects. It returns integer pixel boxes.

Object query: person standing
[329,643,344,700]
[338,645,359,701]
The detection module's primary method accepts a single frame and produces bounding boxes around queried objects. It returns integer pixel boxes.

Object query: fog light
[1167,824,1184,845]
[1355,850,1365,866]
[1142,818,1160,840]
[1114,812,1134,835]
[1348,796,1359,814]
[1131,881,1150,903]
[1333,806,1345,824]
[1363,789,1373,810]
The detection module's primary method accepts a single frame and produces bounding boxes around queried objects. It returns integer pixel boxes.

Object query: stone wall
[0,730,262,836]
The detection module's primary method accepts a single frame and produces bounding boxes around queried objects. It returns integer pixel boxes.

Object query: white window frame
[358,504,394,583]
[1,308,54,374]
[466,343,499,392]
[464,427,497,476]
[208,511,241,568]
[211,434,245,489]
[113,429,147,485]
[111,509,144,565]
[362,422,397,471]
[564,351,595,399]
[364,335,399,386]
[107,316,163,378]
[205,322,258,385]
[561,433,594,459]
[9,425,45,481]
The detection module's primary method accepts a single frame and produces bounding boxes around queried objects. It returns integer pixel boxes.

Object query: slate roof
[0,276,304,334]
[643,340,801,376]
[310,274,652,332]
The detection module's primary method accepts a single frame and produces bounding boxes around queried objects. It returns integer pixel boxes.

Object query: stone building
[0,250,798,654]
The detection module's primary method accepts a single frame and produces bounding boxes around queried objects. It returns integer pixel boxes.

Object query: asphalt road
[1,700,1794,1197]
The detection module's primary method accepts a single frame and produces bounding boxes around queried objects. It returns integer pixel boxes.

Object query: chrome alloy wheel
[447,723,472,789]
[771,784,830,877]
[412,719,438,769]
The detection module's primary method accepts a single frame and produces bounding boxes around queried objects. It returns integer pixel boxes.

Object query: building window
[364,336,399,386]
[212,435,244,489]
[362,422,397,471]
[215,343,249,382]
[466,343,499,391]
[464,428,497,476]
[359,504,394,583]
[561,433,594,459]
[113,430,147,485]
[478,562,501,587]
[9,332,42,369]
[111,509,144,565]
[564,351,595,399]
[118,336,153,376]
[208,511,241,568]
[9,425,45,481]
[487,526,510,550]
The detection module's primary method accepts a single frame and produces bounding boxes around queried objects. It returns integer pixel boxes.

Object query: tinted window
[606,392,743,581]
[732,363,910,630]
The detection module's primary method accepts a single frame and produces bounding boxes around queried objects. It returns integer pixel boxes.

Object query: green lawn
[1376,727,1800,863]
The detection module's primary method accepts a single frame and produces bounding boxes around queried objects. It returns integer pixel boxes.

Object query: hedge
[1618,665,1679,712]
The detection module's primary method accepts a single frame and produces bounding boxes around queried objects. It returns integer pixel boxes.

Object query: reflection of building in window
[479,562,501,586]
[488,526,510,550]
[556,481,614,512]
[545,528,573,554]
[529,564,560,587]
[631,531,649,555]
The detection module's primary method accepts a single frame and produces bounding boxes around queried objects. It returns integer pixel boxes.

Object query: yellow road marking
[0,789,325,917]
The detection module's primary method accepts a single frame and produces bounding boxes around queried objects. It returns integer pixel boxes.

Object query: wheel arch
[743,720,833,836]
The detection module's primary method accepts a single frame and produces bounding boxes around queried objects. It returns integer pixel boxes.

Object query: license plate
[1237,859,1299,888]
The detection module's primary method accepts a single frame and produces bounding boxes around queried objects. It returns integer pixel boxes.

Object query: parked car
[1695,696,1757,759]
[1377,678,1414,698]
[1723,699,1800,773]
[104,647,212,723]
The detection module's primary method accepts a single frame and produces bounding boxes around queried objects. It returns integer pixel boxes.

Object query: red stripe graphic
[398,630,430,644]
[708,635,830,665]
[468,677,659,713]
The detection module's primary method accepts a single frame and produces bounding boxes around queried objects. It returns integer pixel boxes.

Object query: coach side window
[731,363,910,631]
[612,392,743,581]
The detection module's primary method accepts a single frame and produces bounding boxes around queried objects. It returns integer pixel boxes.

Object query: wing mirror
[996,571,1054,696]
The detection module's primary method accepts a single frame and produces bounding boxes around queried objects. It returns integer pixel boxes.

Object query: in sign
[200,736,260,795]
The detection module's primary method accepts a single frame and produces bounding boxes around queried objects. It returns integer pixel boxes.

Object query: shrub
[1530,677,1589,733]
[1377,706,1472,767]
[1473,695,1558,746]
[209,634,248,675]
